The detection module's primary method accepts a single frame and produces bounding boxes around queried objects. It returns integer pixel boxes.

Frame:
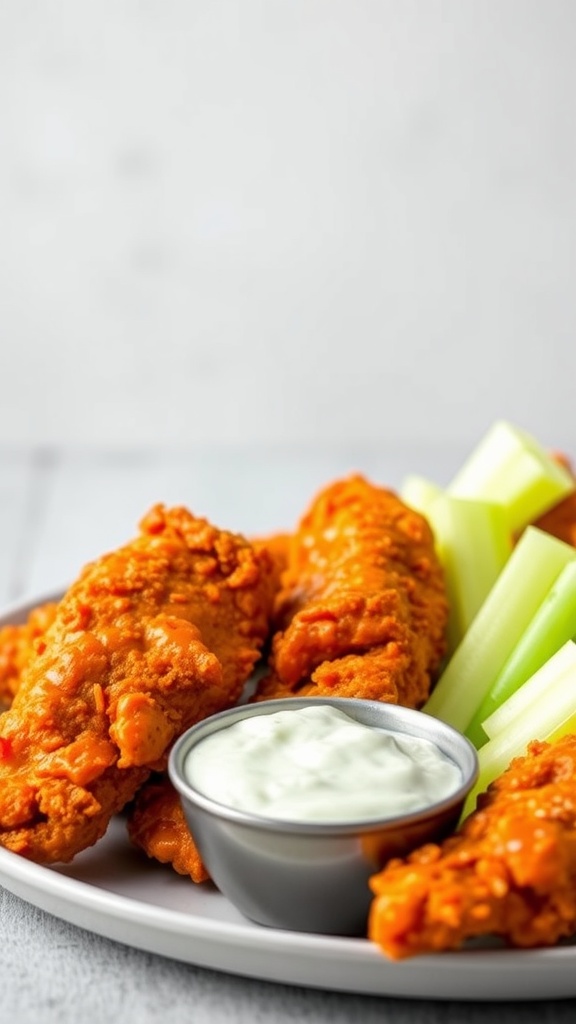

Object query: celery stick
[400,475,443,517]
[427,495,512,653]
[461,651,576,817]
[422,526,576,734]
[545,710,576,743]
[481,641,576,739]
[447,420,575,534]
[467,562,576,744]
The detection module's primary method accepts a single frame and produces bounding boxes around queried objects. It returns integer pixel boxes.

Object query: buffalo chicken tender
[256,475,448,708]
[369,733,576,959]
[251,532,291,614]
[0,602,58,708]
[0,504,275,864]
[127,774,208,882]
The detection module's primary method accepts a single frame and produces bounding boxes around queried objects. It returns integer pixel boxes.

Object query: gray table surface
[1,445,575,1023]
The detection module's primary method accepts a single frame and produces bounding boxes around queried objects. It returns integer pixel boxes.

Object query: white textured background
[1,0,575,451]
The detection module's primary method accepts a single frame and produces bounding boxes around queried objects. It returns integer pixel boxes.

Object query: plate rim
[1,827,576,1002]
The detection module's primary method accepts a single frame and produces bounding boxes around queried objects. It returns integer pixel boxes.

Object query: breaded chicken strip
[369,733,576,958]
[0,602,58,708]
[255,475,448,708]
[127,774,208,882]
[252,532,291,610]
[124,531,288,880]
[0,505,274,863]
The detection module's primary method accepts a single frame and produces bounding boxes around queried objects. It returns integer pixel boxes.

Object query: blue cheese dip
[185,704,462,823]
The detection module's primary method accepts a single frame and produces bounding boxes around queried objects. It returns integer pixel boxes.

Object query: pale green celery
[466,561,576,745]
[461,645,576,817]
[545,710,576,743]
[427,495,512,654]
[447,420,575,534]
[422,526,576,734]
[482,640,576,739]
[400,475,443,517]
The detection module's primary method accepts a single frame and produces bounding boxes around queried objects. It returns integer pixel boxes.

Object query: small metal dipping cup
[168,697,478,936]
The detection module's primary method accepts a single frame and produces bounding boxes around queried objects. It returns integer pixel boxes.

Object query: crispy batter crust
[127,775,209,883]
[256,475,448,708]
[369,734,576,958]
[0,505,274,863]
[0,602,58,707]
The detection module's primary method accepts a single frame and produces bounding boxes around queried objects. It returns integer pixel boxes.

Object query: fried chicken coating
[369,733,576,959]
[251,532,291,609]
[0,505,274,864]
[127,774,208,882]
[127,531,288,880]
[0,602,58,708]
[255,475,448,708]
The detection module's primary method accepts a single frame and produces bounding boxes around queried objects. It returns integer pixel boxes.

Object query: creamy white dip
[185,705,461,823]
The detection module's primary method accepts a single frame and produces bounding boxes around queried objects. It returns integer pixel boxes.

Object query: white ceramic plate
[1,595,576,1001]
[1,818,576,1001]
